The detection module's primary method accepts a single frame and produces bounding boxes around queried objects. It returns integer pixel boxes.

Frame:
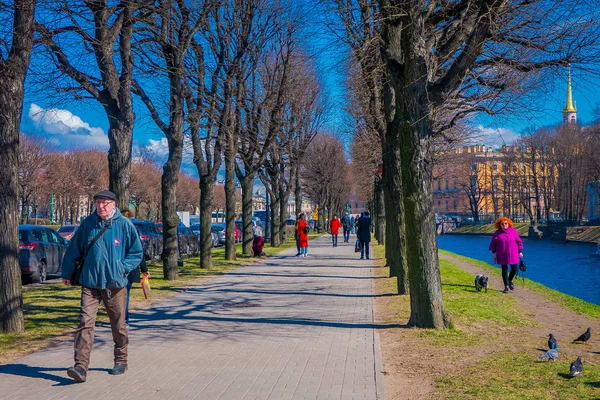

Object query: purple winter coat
[489,227,524,265]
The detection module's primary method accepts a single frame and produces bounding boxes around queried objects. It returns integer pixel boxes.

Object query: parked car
[19,225,68,284]
[235,220,263,238]
[212,223,241,244]
[189,224,220,248]
[132,219,163,260]
[178,223,198,256]
[57,225,79,241]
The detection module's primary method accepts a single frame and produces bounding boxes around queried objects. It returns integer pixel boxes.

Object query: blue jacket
[61,208,144,289]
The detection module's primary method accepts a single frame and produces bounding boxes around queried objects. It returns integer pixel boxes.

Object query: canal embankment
[449,222,600,243]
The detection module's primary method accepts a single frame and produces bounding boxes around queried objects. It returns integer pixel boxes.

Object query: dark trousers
[74,287,128,371]
[331,234,338,247]
[501,264,518,287]
[360,241,370,259]
[343,228,350,242]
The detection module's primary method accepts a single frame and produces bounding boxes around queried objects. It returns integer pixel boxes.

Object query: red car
[213,223,241,244]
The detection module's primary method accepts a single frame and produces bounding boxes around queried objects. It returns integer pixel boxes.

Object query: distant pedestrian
[355,213,362,234]
[61,190,143,382]
[329,214,341,247]
[357,211,372,260]
[252,235,265,257]
[297,213,309,257]
[121,209,150,325]
[489,217,524,293]
[341,213,351,243]
[350,215,356,234]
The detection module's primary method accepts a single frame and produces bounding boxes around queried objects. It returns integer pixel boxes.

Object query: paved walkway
[0,236,384,400]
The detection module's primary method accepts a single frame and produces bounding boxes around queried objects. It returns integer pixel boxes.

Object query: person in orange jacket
[329,214,341,248]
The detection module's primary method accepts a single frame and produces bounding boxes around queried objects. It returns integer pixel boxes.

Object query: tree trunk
[270,191,281,247]
[240,174,254,255]
[317,206,324,233]
[375,179,385,245]
[107,118,134,210]
[294,167,302,218]
[224,134,237,261]
[0,0,35,334]
[381,115,407,294]
[199,179,214,269]
[161,102,184,281]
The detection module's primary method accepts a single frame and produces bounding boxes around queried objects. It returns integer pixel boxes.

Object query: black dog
[475,274,488,292]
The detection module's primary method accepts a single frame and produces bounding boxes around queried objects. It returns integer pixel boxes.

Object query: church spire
[562,65,577,125]
[564,65,576,113]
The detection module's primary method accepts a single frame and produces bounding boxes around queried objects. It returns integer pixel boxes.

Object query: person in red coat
[329,214,341,247]
[297,213,309,257]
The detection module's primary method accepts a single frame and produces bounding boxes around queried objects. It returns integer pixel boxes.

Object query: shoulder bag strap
[83,225,110,259]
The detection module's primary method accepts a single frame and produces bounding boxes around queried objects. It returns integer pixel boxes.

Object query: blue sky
[21,4,600,175]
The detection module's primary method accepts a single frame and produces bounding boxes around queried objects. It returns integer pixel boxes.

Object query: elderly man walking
[61,190,143,383]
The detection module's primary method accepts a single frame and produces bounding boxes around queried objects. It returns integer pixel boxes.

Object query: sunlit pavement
[0,235,384,400]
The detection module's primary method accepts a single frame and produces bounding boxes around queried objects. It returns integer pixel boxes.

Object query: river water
[436,235,600,305]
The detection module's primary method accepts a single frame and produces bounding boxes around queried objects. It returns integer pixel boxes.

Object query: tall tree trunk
[199,179,214,269]
[270,194,281,247]
[224,133,237,261]
[0,0,35,334]
[294,167,302,218]
[317,206,324,233]
[107,118,134,210]
[240,174,254,255]
[375,179,385,245]
[161,100,184,281]
[381,117,407,294]
[279,184,287,244]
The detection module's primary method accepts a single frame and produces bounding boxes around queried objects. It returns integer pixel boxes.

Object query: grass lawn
[0,233,322,364]
[373,244,600,399]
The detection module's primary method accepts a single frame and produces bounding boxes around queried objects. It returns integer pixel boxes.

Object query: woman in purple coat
[489,217,524,293]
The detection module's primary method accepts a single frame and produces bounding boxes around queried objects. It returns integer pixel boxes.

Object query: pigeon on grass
[572,328,591,344]
[538,348,558,361]
[548,333,558,350]
[569,356,583,377]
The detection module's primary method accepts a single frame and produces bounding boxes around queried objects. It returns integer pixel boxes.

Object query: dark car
[57,225,79,241]
[19,225,68,284]
[132,219,163,260]
[190,224,220,248]
[178,223,198,256]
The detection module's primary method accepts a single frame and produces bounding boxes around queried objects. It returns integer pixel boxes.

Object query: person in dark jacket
[121,209,150,324]
[357,210,372,260]
[341,213,351,243]
[61,190,143,383]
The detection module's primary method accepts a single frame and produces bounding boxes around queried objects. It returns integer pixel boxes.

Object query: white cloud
[28,103,108,149]
[469,125,521,148]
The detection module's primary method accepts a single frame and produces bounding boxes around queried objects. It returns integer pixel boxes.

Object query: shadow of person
[0,364,110,386]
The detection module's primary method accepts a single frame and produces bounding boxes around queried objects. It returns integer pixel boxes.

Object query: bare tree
[134,0,209,279]
[0,0,36,333]
[377,0,600,328]
[18,134,49,223]
[34,0,146,209]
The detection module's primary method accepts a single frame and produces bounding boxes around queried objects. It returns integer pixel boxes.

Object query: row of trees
[335,0,600,329]
[0,0,339,333]
[18,135,223,224]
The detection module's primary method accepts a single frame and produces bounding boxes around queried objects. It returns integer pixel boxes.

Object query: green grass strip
[439,249,600,320]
